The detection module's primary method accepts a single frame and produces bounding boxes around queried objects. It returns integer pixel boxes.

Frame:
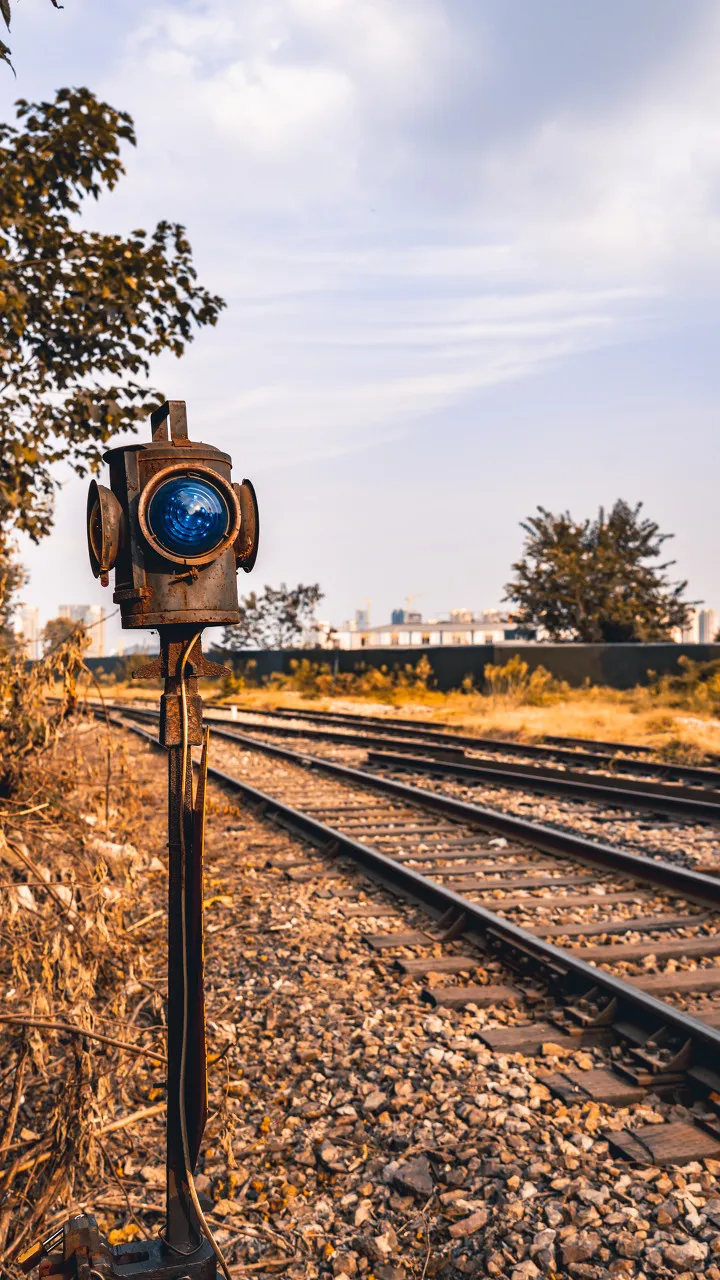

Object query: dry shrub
[267,654,435,703]
[653,736,710,765]
[0,626,89,799]
[0,634,165,1264]
[483,655,569,706]
[218,658,259,698]
[647,656,720,714]
[0,816,160,1262]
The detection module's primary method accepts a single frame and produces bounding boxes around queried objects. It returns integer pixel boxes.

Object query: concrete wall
[208,642,720,693]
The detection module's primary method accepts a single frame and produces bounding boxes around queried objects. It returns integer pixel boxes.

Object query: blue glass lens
[148,476,229,557]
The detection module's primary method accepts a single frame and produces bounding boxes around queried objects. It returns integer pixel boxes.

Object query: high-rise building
[678,607,700,644]
[58,604,106,658]
[16,605,40,660]
[699,609,718,644]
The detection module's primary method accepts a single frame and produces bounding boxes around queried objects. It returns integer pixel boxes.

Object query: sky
[4,0,720,649]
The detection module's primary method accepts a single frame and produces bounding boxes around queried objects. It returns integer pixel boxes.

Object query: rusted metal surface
[30,1212,215,1280]
[132,630,218,1255]
[88,400,259,631]
[233,479,259,572]
[47,400,261,1280]
[133,631,226,748]
[86,481,122,588]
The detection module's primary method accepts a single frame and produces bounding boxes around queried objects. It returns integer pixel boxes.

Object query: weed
[647,656,720,714]
[264,655,436,703]
[483,655,569,706]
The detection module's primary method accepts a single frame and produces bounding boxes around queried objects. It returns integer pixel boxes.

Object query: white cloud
[93,0,720,461]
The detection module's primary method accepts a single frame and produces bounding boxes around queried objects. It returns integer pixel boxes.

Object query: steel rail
[365,749,720,823]
[114,703,720,910]
[544,733,654,756]
[216,704,720,787]
[107,710,720,1068]
[199,715,469,761]
[225,703,660,756]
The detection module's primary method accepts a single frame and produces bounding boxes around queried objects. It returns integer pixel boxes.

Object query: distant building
[16,606,40,660]
[58,604,106,658]
[333,609,513,650]
[678,608,700,644]
[699,609,718,644]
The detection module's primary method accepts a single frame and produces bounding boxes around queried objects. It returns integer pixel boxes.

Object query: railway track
[118,700,720,823]
[104,701,720,1167]
[220,702,719,783]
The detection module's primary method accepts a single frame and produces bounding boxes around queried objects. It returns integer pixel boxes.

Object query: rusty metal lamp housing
[87,399,258,628]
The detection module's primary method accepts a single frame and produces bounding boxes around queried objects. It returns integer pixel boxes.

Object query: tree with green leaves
[0,87,225,542]
[223,583,325,650]
[505,500,694,642]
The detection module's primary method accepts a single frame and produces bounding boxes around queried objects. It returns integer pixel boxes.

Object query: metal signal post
[19,404,259,1280]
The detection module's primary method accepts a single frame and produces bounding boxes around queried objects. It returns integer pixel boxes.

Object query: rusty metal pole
[159,627,209,1258]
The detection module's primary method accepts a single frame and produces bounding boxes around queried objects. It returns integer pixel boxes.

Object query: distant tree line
[221,500,697,653]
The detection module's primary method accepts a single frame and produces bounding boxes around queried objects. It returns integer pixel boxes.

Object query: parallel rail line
[108,702,720,822]
[100,699,720,826]
[211,703,720,788]
[365,748,720,823]
[94,702,720,1161]
[88,700,720,818]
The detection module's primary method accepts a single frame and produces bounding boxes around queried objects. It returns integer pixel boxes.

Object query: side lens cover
[148,476,229,558]
[86,480,123,586]
[233,479,260,573]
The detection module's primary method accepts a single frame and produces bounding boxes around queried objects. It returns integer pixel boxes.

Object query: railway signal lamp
[21,402,258,1280]
[86,399,258,626]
